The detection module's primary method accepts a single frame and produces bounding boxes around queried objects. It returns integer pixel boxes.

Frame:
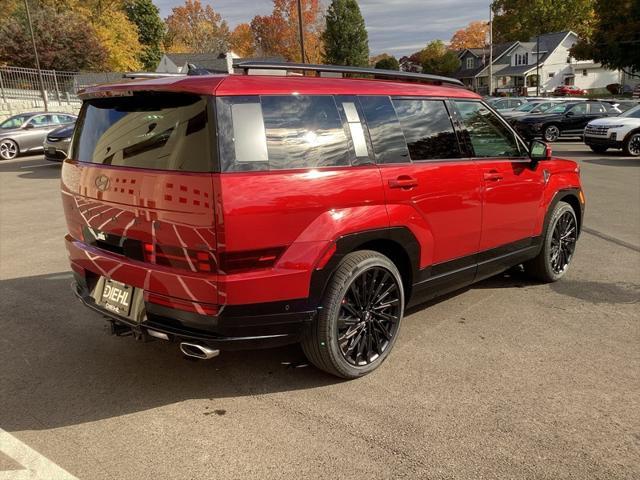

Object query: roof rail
[235,61,464,87]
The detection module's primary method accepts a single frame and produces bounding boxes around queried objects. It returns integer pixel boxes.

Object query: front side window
[392,99,460,160]
[73,92,213,172]
[217,95,355,171]
[453,100,521,158]
[589,103,606,114]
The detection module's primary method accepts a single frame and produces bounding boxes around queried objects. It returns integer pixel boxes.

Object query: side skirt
[407,236,542,309]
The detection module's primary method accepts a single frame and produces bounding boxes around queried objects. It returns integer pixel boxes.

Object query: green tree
[374,56,399,70]
[571,0,640,74]
[323,0,369,66]
[418,40,461,76]
[492,0,595,43]
[125,0,165,70]
[0,3,107,70]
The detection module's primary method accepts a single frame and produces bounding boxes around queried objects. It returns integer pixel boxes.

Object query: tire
[524,201,578,282]
[302,250,404,379]
[543,124,560,142]
[0,139,19,160]
[623,132,640,157]
[589,145,608,154]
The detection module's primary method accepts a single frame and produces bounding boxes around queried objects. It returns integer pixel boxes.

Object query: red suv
[61,62,584,378]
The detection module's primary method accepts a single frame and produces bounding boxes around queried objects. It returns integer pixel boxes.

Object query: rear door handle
[483,171,503,182]
[388,175,418,189]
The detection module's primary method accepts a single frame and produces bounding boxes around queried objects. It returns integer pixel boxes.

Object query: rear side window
[359,96,410,163]
[391,99,460,160]
[73,93,213,172]
[217,95,355,171]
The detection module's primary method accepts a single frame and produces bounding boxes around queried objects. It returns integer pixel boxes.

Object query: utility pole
[488,3,493,96]
[24,0,48,112]
[296,0,306,64]
[536,34,540,96]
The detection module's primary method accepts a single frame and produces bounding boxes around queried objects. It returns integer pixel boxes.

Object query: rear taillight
[143,243,216,274]
[218,247,285,274]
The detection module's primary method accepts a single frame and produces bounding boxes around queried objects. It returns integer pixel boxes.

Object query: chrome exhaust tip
[179,342,220,360]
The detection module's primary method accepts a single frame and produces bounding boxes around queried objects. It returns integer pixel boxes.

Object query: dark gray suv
[0,112,76,160]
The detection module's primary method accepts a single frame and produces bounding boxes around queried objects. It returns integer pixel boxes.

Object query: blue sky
[155,0,491,57]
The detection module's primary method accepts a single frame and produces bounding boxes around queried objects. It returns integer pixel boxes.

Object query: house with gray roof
[454,31,622,96]
[155,52,286,75]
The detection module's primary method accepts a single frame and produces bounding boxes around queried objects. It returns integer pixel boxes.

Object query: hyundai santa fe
[61,62,584,378]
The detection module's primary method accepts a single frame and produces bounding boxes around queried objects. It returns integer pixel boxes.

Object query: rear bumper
[73,277,315,350]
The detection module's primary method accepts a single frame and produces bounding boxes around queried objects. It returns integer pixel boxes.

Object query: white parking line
[0,428,78,480]
[18,163,54,169]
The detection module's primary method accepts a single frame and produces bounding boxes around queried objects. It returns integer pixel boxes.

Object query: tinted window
[569,103,587,115]
[392,99,460,160]
[217,95,355,171]
[73,93,213,172]
[29,115,49,126]
[0,114,31,129]
[453,101,521,158]
[359,96,410,163]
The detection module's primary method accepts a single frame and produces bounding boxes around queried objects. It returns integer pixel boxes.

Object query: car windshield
[0,114,32,129]
[621,105,640,118]
[546,104,570,114]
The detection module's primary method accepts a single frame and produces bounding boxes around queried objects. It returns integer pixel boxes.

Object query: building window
[548,72,555,78]
[524,53,528,64]
[582,69,588,76]
[566,56,572,63]
[466,57,474,69]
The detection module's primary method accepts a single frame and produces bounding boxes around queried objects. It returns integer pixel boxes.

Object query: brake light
[143,243,216,274]
[218,247,285,274]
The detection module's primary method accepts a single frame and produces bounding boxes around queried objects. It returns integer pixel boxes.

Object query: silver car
[0,112,77,160]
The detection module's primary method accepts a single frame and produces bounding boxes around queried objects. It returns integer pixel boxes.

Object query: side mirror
[23,123,34,129]
[530,140,551,164]
[565,111,574,117]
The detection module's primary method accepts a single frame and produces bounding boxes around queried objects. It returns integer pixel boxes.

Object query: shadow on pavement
[0,159,62,180]
[582,158,639,167]
[0,272,340,432]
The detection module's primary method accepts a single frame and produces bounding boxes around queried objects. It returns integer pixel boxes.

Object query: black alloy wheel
[302,250,405,378]
[337,266,401,366]
[524,201,578,282]
[549,210,577,275]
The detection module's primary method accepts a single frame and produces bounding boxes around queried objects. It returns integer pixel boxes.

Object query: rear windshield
[72,93,214,172]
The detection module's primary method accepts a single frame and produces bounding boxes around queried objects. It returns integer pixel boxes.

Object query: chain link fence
[0,65,123,106]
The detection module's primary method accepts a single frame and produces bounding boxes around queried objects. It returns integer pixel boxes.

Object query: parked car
[584,104,640,156]
[512,101,618,142]
[0,112,77,160]
[500,100,566,119]
[44,123,75,162]
[61,63,584,378]
[487,97,529,111]
[553,85,587,96]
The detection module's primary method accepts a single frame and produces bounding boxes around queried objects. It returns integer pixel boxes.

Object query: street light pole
[536,34,540,96]
[24,0,48,112]
[296,0,306,64]
[488,2,493,96]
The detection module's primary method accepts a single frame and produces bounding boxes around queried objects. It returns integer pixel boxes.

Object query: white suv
[584,104,640,156]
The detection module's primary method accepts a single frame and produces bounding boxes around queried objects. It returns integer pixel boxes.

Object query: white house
[156,52,237,74]
[455,31,626,95]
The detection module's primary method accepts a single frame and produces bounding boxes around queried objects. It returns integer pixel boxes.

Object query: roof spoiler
[234,61,465,87]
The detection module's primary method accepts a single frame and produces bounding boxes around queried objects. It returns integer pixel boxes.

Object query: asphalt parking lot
[1,142,638,479]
